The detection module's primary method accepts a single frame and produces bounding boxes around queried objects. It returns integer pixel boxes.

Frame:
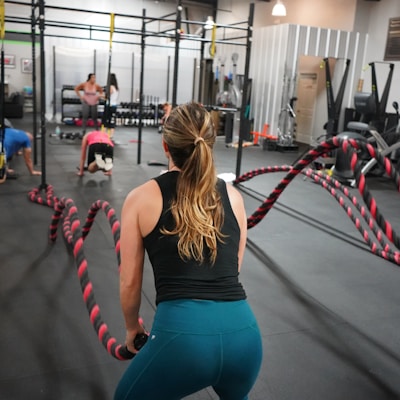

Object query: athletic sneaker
[95,153,106,169]
[104,157,113,171]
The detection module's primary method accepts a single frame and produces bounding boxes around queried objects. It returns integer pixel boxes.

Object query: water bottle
[55,125,61,137]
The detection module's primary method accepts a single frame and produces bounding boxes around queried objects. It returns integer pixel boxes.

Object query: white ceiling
[5,0,216,36]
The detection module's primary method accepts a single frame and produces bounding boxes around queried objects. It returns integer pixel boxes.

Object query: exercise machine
[309,58,351,171]
[364,61,394,132]
[346,98,400,184]
[276,68,298,151]
[335,62,398,183]
[323,57,351,137]
[276,95,297,150]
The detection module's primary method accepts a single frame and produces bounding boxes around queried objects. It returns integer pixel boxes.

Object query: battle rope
[235,136,338,227]
[234,136,400,265]
[28,185,147,360]
[27,135,400,359]
[304,169,400,264]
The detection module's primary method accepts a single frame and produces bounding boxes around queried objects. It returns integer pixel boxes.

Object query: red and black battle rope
[304,168,400,264]
[28,185,147,360]
[234,136,400,265]
[27,135,400,359]
[235,138,336,228]
[340,138,400,248]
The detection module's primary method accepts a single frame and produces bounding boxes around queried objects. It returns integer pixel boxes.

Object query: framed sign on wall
[384,17,400,61]
[21,58,33,73]
[3,55,15,68]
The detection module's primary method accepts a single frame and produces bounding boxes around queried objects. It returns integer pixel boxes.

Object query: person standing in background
[161,102,172,124]
[158,102,172,133]
[75,73,104,135]
[108,73,119,140]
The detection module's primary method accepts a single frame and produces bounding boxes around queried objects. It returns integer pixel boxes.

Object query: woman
[158,101,172,133]
[75,73,104,134]
[76,130,114,176]
[108,73,119,139]
[115,102,262,399]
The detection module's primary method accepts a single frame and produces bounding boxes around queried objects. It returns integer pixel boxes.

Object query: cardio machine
[276,67,298,152]
[323,57,351,138]
[345,62,400,179]
[311,57,352,173]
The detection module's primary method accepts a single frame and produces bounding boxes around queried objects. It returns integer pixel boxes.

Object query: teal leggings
[114,299,262,400]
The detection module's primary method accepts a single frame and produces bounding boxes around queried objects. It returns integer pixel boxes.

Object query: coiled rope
[28,185,139,360]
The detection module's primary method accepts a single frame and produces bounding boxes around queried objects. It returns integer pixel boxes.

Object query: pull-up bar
[8,0,255,173]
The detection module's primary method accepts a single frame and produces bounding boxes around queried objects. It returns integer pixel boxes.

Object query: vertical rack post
[235,3,254,179]
[172,0,182,107]
[137,8,146,165]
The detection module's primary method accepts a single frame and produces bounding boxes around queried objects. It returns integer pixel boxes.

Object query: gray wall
[250,24,367,144]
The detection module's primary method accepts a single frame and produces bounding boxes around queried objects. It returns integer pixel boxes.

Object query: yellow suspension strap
[0,0,7,180]
[102,13,115,135]
[209,23,216,58]
[0,0,4,40]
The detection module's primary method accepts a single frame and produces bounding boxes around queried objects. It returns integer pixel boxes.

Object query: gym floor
[1,114,400,400]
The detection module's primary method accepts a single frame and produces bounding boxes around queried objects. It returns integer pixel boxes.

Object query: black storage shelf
[61,84,164,127]
[61,84,105,122]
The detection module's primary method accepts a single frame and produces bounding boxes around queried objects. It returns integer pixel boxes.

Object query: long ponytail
[162,102,225,264]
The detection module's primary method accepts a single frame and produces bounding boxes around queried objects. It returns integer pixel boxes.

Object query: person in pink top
[76,130,114,176]
[75,73,105,135]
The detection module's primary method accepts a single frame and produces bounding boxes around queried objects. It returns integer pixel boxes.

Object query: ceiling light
[204,16,214,30]
[272,0,286,17]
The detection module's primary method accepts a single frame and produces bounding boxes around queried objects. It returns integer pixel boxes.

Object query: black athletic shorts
[88,142,113,165]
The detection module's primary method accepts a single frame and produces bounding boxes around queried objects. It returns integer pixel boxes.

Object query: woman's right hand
[125,326,147,354]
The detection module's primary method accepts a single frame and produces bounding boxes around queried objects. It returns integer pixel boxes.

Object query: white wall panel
[249,24,368,142]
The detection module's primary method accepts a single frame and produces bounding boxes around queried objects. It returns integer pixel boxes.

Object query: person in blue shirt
[0,128,41,183]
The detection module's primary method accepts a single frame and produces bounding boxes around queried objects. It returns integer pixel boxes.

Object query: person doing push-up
[76,130,114,176]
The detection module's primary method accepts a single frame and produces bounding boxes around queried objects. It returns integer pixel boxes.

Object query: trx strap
[102,13,115,133]
[0,0,6,180]
[209,23,216,58]
[0,0,4,40]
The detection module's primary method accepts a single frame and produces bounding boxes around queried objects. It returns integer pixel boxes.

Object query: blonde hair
[162,102,225,264]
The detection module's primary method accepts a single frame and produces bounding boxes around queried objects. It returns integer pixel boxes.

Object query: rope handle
[119,333,149,359]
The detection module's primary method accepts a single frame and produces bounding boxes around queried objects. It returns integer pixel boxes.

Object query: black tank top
[143,171,246,305]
